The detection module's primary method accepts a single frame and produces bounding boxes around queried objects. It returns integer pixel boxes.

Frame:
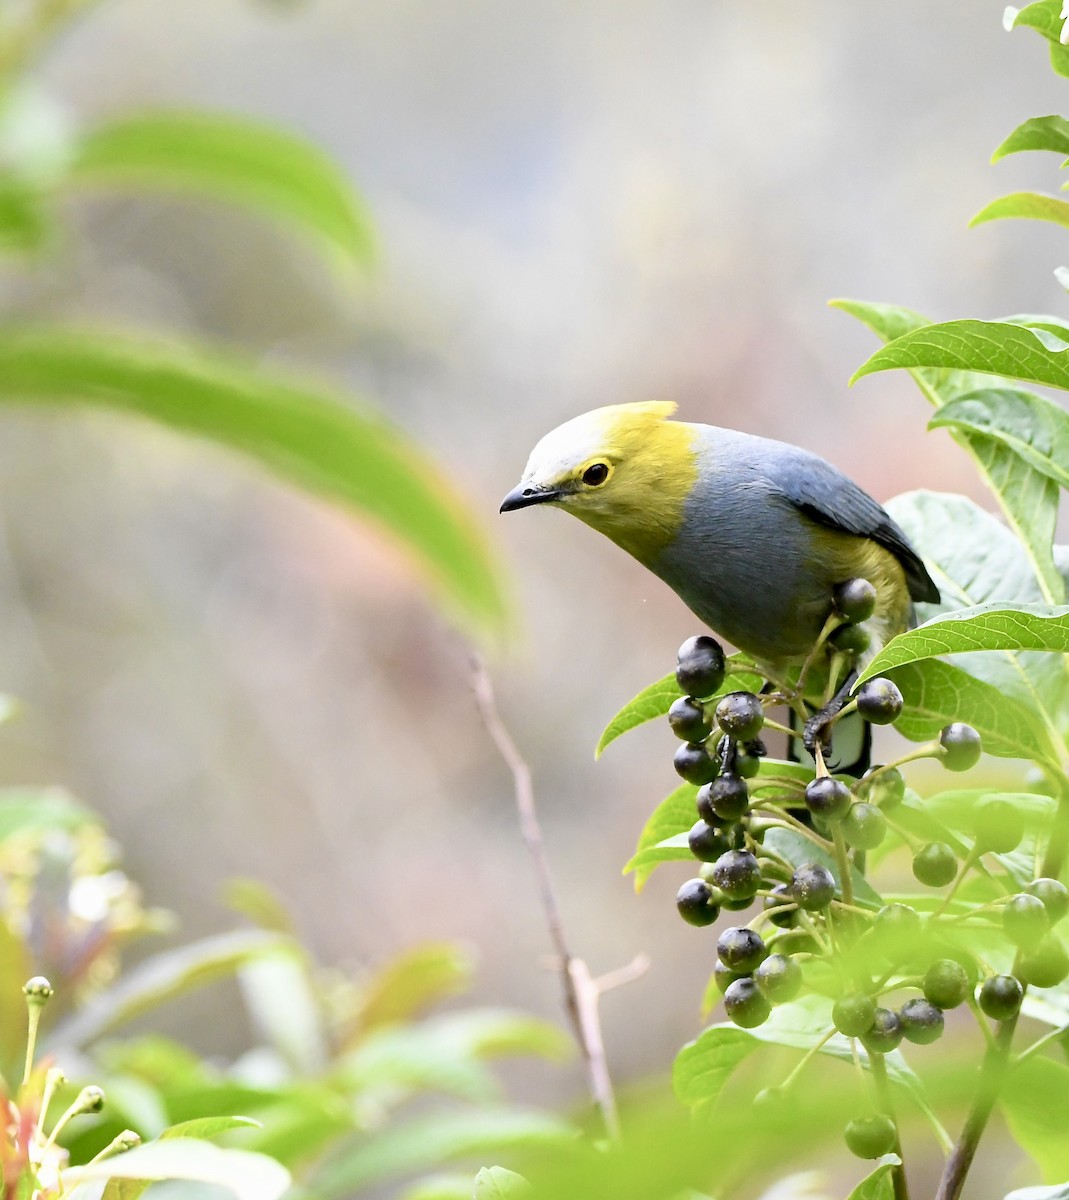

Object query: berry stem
[870,1052,910,1200]
[779,1026,837,1091]
[831,824,855,909]
[1013,1020,1069,1067]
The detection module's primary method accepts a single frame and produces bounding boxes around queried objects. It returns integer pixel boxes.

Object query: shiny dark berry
[859,766,905,810]
[1003,893,1049,949]
[764,884,798,928]
[674,741,720,786]
[1026,878,1069,925]
[1017,934,1069,988]
[834,578,877,624]
[805,777,852,821]
[717,926,768,974]
[715,692,765,741]
[973,799,1024,855]
[712,850,762,901]
[912,842,957,887]
[855,678,903,725]
[900,998,944,1044]
[709,774,750,821]
[712,960,741,994]
[861,1007,903,1054]
[668,696,713,743]
[790,863,836,911]
[723,977,771,1028]
[979,974,1024,1021]
[841,802,887,850]
[844,1114,897,1159]
[688,820,732,863]
[923,959,970,1010]
[735,750,761,779]
[833,994,876,1038]
[753,954,802,1005]
[939,723,982,772]
[676,878,720,927]
[675,636,727,699]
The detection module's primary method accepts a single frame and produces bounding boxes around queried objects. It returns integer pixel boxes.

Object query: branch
[471,655,625,1141]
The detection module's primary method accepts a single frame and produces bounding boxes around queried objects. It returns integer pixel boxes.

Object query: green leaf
[238,947,327,1074]
[353,942,476,1036]
[160,1116,261,1141]
[672,1026,759,1107]
[1007,0,1069,76]
[222,878,295,935]
[991,115,1069,161]
[0,330,508,638]
[50,930,293,1048]
[0,786,93,839]
[70,110,374,273]
[624,785,697,891]
[886,658,1061,767]
[309,1108,575,1198]
[763,827,881,907]
[399,1176,477,1200]
[971,192,1069,231]
[0,177,52,254]
[475,1166,532,1198]
[74,1138,291,1200]
[846,1163,897,1200]
[1004,1185,1069,1200]
[928,389,1069,491]
[1002,1056,1069,1181]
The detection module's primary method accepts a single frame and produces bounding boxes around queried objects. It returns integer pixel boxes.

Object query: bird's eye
[582,462,610,487]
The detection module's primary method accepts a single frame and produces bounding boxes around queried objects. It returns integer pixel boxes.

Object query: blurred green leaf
[0,919,31,1070]
[624,785,696,891]
[70,110,374,273]
[400,1176,477,1200]
[238,948,326,1075]
[0,177,51,253]
[971,192,1069,231]
[0,330,508,638]
[51,930,292,1048]
[353,942,476,1037]
[1005,1185,1069,1200]
[309,1108,575,1198]
[846,1163,897,1200]
[160,1116,261,1140]
[623,832,694,887]
[475,1165,532,1197]
[672,1026,759,1107]
[0,786,92,838]
[223,878,295,935]
[991,115,1069,161]
[1002,1056,1069,1181]
[0,694,18,724]
[78,1138,290,1200]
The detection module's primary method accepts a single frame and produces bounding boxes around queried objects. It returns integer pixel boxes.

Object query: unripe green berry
[939,723,982,771]
[978,974,1024,1021]
[712,960,742,994]
[859,765,906,810]
[912,842,958,887]
[1026,878,1069,925]
[675,636,726,699]
[676,879,720,927]
[1003,893,1049,949]
[723,977,771,1028]
[973,799,1024,855]
[1017,934,1069,988]
[687,820,731,863]
[712,849,762,901]
[790,863,836,911]
[841,802,887,850]
[861,1007,903,1054]
[717,926,768,974]
[856,678,903,726]
[844,1115,897,1159]
[735,750,761,779]
[922,959,970,1010]
[829,622,871,656]
[668,696,713,743]
[834,578,877,624]
[715,692,764,741]
[674,741,720,786]
[833,993,876,1038]
[708,773,750,822]
[899,998,944,1044]
[753,954,802,1005]
[804,777,852,821]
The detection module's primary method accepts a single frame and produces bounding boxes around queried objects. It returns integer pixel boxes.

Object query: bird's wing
[771,452,940,604]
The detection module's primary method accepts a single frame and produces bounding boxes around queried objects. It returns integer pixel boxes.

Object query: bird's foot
[803,709,835,762]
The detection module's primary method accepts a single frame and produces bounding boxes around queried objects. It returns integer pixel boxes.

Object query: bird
[500,401,939,768]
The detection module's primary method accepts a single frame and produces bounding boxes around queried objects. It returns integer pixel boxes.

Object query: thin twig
[471,655,622,1141]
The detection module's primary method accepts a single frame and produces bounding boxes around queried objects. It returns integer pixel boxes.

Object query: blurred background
[0,0,1066,1161]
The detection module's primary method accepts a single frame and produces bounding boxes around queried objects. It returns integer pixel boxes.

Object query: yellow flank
[565,402,700,564]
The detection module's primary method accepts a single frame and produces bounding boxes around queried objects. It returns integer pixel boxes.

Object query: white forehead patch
[522,409,613,486]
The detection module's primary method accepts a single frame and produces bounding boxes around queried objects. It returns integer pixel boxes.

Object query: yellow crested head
[500,401,699,562]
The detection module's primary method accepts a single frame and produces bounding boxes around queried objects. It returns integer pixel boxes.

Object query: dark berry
[723,977,771,1028]
[833,994,876,1038]
[715,692,764,741]
[973,799,1024,855]
[668,696,713,743]
[834,578,877,624]
[923,959,970,1010]
[675,636,726,699]
[856,678,903,725]
[1017,934,1069,988]
[899,998,944,1044]
[939,723,982,771]
[717,926,768,974]
[844,1115,897,1159]
[676,879,720,927]
[841,802,887,850]
[829,622,871,656]
[790,863,836,911]
[978,974,1023,1021]
[708,774,750,822]
[688,820,732,863]
[804,777,852,821]
[753,954,802,1005]
[912,842,958,887]
[859,766,906,810]
[1026,878,1069,925]
[1003,893,1049,949]
[674,741,720,786]
[861,1007,903,1054]
[712,850,762,901]
[712,960,741,995]
[764,884,798,928]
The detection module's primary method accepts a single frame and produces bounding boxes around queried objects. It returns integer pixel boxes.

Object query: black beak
[499,483,562,513]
